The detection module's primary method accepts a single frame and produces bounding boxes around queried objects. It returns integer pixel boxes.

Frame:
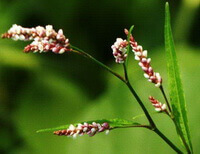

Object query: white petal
[91,128,96,133]
[58,29,63,35]
[141,58,147,63]
[19,35,25,40]
[135,56,140,60]
[142,50,147,57]
[161,104,167,110]
[137,45,143,51]
[135,52,142,56]
[69,124,76,131]
[46,25,53,30]
[147,58,151,63]
[155,108,161,112]
[59,48,65,54]
[144,73,149,79]
[105,130,110,135]
[73,133,78,139]
[155,83,161,87]
[83,127,88,132]
[142,67,147,71]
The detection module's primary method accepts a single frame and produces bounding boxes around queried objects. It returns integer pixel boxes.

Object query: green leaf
[125,25,134,68]
[132,112,159,120]
[165,2,193,153]
[37,118,140,133]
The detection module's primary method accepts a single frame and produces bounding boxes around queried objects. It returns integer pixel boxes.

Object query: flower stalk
[72,46,182,153]
[71,45,126,83]
[160,85,172,113]
[124,29,162,87]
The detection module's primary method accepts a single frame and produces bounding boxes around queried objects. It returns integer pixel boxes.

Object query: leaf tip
[165,2,170,12]
[165,2,169,7]
[130,25,134,31]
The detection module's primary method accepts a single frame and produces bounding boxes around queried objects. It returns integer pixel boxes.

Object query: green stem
[71,45,125,83]
[160,85,172,113]
[123,64,155,128]
[114,123,182,153]
[112,124,152,130]
[154,128,183,154]
[70,45,182,153]
[126,81,156,129]
[123,63,128,81]
[123,64,182,153]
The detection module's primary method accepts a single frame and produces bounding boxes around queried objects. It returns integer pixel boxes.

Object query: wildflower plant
[1,3,193,153]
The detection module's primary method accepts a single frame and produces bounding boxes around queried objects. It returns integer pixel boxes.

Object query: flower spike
[111,38,128,63]
[124,29,162,87]
[54,122,110,138]
[2,24,71,54]
[149,96,166,112]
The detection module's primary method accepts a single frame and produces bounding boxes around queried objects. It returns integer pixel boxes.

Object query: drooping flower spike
[111,38,128,63]
[124,29,162,87]
[149,96,167,112]
[2,24,71,54]
[54,122,110,138]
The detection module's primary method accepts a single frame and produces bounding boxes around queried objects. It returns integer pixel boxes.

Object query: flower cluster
[111,38,128,63]
[2,24,71,54]
[54,122,110,138]
[149,96,166,112]
[124,29,162,87]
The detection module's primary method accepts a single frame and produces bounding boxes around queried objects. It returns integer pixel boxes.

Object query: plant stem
[160,85,172,113]
[126,81,156,129]
[70,45,182,153]
[112,124,152,130]
[123,64,156,128]
[154,128,183,154]
[123,63,128,81]
[71,45,125,83]
[123,63,182,153]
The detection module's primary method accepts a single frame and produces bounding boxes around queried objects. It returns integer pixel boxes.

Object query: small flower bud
[149,96,166,112]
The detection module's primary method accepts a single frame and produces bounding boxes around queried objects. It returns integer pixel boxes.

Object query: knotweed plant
[1,3,193,153]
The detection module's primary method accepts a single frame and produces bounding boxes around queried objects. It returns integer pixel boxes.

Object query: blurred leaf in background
[0,0,199,153]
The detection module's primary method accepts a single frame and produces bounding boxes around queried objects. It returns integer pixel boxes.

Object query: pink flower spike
[124,29,162,87]
[149,96,167,112]
[111,38,128,63]
[2,24,71,54]
[23,40,71,54]
[54,122,110,138]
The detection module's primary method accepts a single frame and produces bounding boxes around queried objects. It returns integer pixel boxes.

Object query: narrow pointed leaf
[165,2,193,153]
[37,118,140,133]
[132,112,159,120]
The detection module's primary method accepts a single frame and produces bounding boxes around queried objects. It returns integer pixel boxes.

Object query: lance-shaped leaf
[165,2,193,153]
[37,118,141,133]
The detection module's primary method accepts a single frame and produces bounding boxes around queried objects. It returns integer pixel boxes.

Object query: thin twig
[71,45,125,83]
[160,85,172,113]
[154,128,183,153]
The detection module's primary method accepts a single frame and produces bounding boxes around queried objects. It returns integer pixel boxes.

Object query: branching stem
[70,45,182,153]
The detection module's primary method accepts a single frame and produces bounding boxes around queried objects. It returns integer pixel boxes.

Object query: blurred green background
[0,0,199,153]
